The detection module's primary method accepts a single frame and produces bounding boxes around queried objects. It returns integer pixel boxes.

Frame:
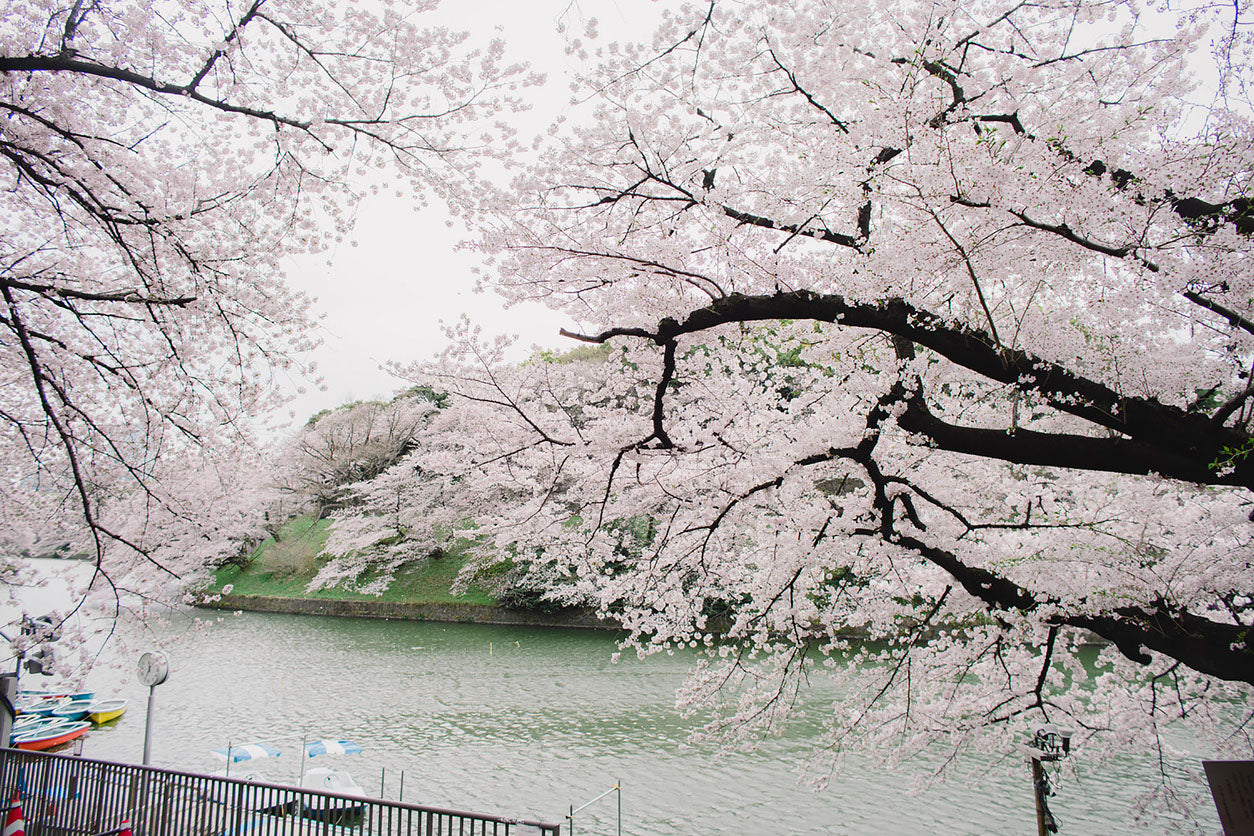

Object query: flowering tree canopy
[275,392,439,519]
[404,0,1254,807]
[0,0,528,596]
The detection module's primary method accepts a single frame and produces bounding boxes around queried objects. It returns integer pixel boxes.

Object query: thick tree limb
[895,393,1225,485]
[0,55,315,133]
[565,290,1254,488]
[895,530,1251,684]
[835,433,1254,685]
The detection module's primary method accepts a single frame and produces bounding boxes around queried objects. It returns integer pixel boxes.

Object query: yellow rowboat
[86,698,127,724]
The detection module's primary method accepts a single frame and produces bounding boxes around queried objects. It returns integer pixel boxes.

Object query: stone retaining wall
[192,592,620,630]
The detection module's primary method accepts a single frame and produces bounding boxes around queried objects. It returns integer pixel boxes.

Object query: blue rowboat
[51,699,94,721]
[10,715,63,740]
[13,719,89,751]
[16,696,67,717]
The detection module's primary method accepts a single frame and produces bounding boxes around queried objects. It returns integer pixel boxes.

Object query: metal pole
[142,684,157,766]
[617,779,621,836]
[568,784,619,835]
[0,673,16,748]
[1031,757,1047,836]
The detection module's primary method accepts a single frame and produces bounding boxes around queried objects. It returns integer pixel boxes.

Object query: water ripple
[74,611,1213,835]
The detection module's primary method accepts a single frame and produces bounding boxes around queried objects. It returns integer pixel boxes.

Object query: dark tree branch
[1184,291,1254,338]
[562,290,1254,488]
[719,204,864,250]
[895,392,1226,485]
[0,55,318,136]
[766,47,850,133]
[2,277,195,306]
[855,452,1253,685]
[652,340,678,448]
[187,0,266,93]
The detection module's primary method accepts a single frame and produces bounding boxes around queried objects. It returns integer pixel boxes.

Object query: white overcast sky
[281,0,678,424]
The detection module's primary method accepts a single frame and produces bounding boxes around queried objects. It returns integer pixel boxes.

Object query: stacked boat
[9,690,128,750]
[10,715,91,750]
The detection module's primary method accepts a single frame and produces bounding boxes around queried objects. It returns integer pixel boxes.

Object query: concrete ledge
[192,592,620,630]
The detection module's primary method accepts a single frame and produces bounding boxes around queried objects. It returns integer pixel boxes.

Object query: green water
[70,611,1216,835]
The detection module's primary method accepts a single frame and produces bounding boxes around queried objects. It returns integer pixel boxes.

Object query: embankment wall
[192,593,619,630]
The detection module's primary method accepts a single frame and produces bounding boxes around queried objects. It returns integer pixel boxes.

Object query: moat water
[51,609,1219,835]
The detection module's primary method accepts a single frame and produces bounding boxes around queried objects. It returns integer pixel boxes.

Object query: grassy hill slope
[205,515,496,606]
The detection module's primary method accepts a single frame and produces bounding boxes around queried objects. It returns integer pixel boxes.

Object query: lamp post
[0,615,63,745]
[1028,724,1074,835]
[0,628,18,748]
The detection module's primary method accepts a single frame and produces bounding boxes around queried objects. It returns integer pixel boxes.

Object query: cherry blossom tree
[414,0,1254,817]
[104,440,279,602]
[323,340,618,597]
[274,391,438,519]
[0,0,531,600]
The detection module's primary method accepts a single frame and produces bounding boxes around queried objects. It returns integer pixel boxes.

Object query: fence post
[156,776,172,836]
[232,778,246,835]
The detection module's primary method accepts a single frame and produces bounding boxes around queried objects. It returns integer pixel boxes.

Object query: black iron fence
[0,748,560,836]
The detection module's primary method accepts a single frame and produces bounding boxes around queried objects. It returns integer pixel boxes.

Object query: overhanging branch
[563,290,1254,488]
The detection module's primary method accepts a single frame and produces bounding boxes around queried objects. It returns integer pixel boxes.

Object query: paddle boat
[205,738,368,830]
[86,698,128,724]
[201,742,290,809]
[204,741,288,797]
[220,812,361,835]
[298,769,366,827]
[16,688,92,704]
[212,742,283,778]
[297,739,367,826]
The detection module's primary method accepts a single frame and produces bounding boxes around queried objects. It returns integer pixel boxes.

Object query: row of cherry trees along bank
[0,0,534,609]
[388,0,1254,825]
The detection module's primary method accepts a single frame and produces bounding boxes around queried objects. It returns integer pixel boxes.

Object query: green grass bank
[193,515,616,630]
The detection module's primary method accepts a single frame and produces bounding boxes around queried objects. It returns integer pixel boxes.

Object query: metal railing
[0,748,560,836]
[565,782,619,836]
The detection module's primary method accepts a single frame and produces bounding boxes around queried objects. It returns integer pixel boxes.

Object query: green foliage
[483,557,579,613]
[532,343,613,364]
[1211,440,1254,474]
[245,516,332,577]
[494,581,571,612]
[395,384,449,408]
[303,398,386,427]
[1192,386,1225,413]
